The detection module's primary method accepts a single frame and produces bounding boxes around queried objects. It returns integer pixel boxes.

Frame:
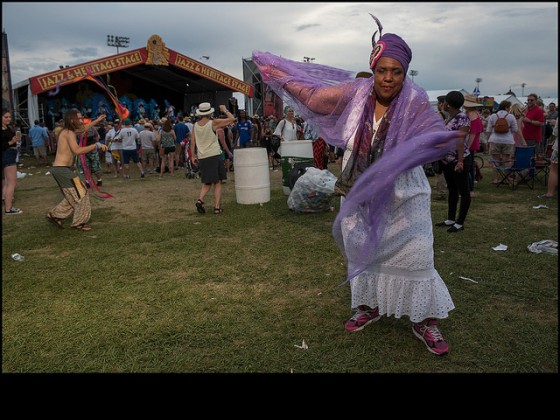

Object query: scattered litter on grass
[492,244,508,251]
[527,240,558,254]
[317,292,322,296]
[294,340,308,350]
[533,204,549,209]
[459,276,478,284]
[45,171,50,175]
[193,222,201,225]
[16,171,27,179]
[86,235,97,239]
[11,253,25,262]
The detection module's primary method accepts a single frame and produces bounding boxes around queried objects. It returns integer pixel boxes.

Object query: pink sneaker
[344,305,381,332]
[412,319,449,356]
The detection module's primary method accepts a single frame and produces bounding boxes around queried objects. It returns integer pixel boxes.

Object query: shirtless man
[46,109,107,231]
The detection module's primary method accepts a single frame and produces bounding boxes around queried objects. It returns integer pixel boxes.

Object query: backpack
[494,112,510,134]
[270,134,281,153]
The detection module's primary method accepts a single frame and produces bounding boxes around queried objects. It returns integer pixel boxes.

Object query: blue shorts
[2,148,17,168]
[122,149,140,164]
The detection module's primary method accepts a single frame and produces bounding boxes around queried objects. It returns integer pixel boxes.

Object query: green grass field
[2,152,557,373]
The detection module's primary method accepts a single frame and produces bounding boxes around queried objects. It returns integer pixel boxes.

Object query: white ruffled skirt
[342,166,454,323]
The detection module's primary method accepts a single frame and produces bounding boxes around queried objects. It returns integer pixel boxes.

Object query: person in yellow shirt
[190,102,236,214]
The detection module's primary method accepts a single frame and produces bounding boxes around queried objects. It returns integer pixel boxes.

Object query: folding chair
[534,158,550,186]
[489,146,536,190]
[534,144,552,186]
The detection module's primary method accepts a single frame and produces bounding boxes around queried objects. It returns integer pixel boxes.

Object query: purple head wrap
[368,15,412,74]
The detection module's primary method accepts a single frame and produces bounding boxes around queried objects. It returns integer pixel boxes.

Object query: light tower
[107,35,130,54]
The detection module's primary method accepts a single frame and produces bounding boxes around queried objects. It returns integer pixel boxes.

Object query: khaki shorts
[489,142,515,156]
[33,145,47,157]
[141,148,156,163]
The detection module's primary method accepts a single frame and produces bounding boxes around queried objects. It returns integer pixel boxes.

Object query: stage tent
[13,34,253,128]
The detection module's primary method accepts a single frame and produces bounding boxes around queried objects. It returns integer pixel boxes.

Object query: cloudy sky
[2,2,558,98]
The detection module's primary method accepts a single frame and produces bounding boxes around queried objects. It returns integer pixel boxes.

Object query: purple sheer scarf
[252,51,459,283]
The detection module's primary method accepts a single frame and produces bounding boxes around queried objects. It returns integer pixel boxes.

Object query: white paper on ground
[459,276,479,283]
[492,244,508,251]
[294,340,309,350]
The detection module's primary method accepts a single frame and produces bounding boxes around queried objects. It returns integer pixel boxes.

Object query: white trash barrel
[279,140,314,195]
[233,148,270,204]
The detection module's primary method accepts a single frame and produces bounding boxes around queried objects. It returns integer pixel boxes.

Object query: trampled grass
[2,152,557,373]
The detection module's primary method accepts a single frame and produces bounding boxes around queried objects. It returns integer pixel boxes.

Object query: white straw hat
[196,102,215,116]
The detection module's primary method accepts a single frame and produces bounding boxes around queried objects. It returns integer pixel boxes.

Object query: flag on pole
[473,86,480,97]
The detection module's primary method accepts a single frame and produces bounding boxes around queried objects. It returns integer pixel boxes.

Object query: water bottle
[11,253,25,262]
[15,130,22,148]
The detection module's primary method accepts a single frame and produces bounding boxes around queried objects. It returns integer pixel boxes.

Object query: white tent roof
[426,90,519,105]
[517,96,558,107]
[423,89,560,111]
[426,89,469,104]
[487,94,524,107]
[12,79,30,90]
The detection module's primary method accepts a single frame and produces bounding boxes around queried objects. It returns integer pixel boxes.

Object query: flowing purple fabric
[252,51,459,283]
